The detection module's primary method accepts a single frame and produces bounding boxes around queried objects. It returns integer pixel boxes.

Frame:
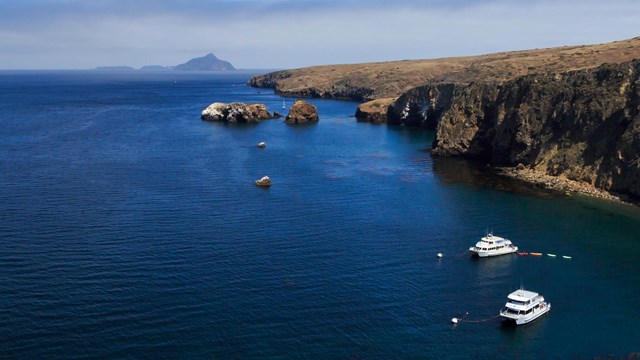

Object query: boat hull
[470,247,518,257]
[500,303,551,325]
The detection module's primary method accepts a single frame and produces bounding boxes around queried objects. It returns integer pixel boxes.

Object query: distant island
[95,66,136,71]
[140,65,175,71]
[95,53,235,71]
[175,53,235,71]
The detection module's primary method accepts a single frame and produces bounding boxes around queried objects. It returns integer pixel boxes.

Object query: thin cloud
[0,0,638,69]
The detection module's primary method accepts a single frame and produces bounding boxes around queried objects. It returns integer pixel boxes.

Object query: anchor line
[457,314,502,323]
[456,249,470,257]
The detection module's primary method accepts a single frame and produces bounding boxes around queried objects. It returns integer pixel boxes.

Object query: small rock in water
[255,176,271,186]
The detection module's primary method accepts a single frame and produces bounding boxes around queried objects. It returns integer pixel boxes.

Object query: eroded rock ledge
[355,98,396,123]
[499,167,624,203]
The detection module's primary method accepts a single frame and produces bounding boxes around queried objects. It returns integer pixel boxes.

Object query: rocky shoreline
[498,167,628,204]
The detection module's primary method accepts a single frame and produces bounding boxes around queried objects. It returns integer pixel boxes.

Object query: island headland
[248,37,640,203]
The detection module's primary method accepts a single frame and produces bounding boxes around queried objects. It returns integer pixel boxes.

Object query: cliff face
[391,60,640,198]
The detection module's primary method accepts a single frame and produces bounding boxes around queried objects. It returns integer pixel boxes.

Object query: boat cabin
[503,290,545,312]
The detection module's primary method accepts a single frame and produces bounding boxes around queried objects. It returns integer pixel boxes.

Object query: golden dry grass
[255,37,640,101]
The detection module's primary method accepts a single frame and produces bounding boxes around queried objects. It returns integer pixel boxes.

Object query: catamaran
[499,288,551,325]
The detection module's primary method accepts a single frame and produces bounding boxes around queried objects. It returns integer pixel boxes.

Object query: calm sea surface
[1,70,639,359]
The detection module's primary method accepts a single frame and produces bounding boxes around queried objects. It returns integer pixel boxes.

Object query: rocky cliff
[390,60,640,199]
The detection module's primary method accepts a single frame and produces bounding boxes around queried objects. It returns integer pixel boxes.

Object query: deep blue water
[1,70,640,359]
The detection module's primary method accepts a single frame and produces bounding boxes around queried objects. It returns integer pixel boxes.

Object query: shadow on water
[499,320,518,330]
[432,157,564,201]
[431,156,640,220]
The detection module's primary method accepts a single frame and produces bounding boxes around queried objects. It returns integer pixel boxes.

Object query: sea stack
[285,100,319,124]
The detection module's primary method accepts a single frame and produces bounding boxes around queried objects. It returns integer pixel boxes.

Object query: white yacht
[469,232,518,257]
[499,288,551,325]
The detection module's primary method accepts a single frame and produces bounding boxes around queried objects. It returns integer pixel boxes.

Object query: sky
[0,0,638,70]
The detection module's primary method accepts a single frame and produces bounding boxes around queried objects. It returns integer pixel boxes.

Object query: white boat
[469,232,518,257]
[282,98,286,109]
[499,288,551,325]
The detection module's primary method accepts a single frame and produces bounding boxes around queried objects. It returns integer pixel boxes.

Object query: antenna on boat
[485,226,493,237]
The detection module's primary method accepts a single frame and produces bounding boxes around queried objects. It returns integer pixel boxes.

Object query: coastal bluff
[395,59,640,199]
[249,37,640,102]
[249,37,640,202]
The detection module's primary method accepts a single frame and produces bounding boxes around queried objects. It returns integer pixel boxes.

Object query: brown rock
[285,100,319,124]
[355,98,395,123]
[255,176,272,186]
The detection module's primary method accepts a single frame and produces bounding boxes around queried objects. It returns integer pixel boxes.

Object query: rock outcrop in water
[201,102,273,123]
[285,100,319,124]
[390,59,640,199]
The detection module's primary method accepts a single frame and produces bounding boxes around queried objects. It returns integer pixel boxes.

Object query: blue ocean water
[1,70,639,359]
